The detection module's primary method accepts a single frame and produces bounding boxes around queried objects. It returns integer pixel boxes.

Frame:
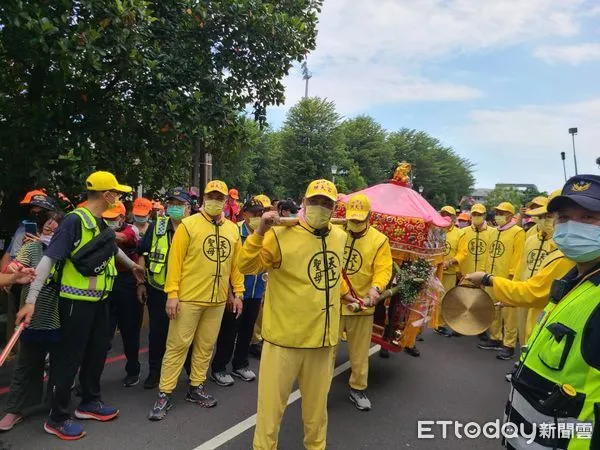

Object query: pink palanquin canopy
[334,163,452,257]
[337,183,450,228]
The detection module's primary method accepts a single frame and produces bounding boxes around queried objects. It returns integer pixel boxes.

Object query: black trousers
[4,339,57,414]
[212,299,261,373]
[146,285,169,375]
[109,272,143,376]
[146,284,191,376]
[50,298,110,422]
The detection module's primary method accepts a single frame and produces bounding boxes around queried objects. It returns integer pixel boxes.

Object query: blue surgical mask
[167,205,185,220]
[134,216,149,223]
[105,219,120,230]
[553,221,600,263]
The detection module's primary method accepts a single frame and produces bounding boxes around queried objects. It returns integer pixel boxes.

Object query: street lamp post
[418,185,424,195]
[568,127,578,175]
[331,165,338,184]
[560,152,567,182]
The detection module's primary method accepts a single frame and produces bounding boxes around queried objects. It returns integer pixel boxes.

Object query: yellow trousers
[251,303,263,345]
[490,305,518,348]
[516,307,528,348]
[159,302,225,393]
[254,342,334,450]
[336,315,373,391]
[525,307,544,344]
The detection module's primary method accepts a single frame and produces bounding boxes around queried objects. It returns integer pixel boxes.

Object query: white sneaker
[505,373,512,383]
[232,367,256,382]
[349,389,371,411]
[210,371,234,387]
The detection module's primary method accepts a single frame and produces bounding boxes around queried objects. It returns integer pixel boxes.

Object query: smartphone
[22,220,38,235]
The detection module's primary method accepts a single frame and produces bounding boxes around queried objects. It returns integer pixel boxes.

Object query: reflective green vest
[59,208,117,301]
[506,276,600,450]
[146,216,171,290]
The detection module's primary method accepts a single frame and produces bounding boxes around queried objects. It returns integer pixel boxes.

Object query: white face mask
[40,234,53,246]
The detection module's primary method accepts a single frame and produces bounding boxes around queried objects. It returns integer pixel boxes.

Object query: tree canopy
[211,98,476,207]
[0,0,322,203]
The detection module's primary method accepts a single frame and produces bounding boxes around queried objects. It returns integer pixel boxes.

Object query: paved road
[0,330,514,449]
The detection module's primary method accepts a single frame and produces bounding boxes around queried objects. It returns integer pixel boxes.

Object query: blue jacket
[239,222,266,300]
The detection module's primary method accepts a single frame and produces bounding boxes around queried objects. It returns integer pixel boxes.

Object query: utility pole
[301,56,312,98]
[569,127,578,175]
[560,152,567,182]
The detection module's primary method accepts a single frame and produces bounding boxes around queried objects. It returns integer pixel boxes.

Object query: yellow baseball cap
[527,196,548,209]
[440,206,457,216]
[204,180,228,196]
[102,201,126,219]
[86,171,132,193]
[527,190,562,216]
[254,194,272,208]
[471,203,486,215]
[305,179,338,202]
[346,194,371,221]
[494,202,515,214]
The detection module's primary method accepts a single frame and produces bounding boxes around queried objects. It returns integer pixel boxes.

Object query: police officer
[472,175,600,450]
[137,188,192,389]
[16,171,144,441]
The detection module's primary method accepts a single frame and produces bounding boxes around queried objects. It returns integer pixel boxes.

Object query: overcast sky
[266,0,600,193]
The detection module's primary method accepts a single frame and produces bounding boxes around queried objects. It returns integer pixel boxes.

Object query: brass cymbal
[441,284,495,336]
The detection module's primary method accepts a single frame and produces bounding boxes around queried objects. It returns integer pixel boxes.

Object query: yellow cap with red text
[346,194,371,221]
[204,180,228,196]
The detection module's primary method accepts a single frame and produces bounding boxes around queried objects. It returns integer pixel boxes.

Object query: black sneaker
[379,348,390,359]
[416,335,424,342]
[186,385,217,408]
[148,392,172,421]
[478,339,501,350]
[249,343,262,359]
[478,332,489,342]
[404,346,420,357]
[434,327,452,337]
[144,372,160,390]
[124,374,140,388]
[497,346,515,361]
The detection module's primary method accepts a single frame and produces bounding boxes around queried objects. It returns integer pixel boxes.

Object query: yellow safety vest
[58,208,117,301]
[263,224,347,348]
[146,216,171,290]
[342,226,393,316]
[506,268,600,450]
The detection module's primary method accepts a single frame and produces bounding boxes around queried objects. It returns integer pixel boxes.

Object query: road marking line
[193,344,382,450]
